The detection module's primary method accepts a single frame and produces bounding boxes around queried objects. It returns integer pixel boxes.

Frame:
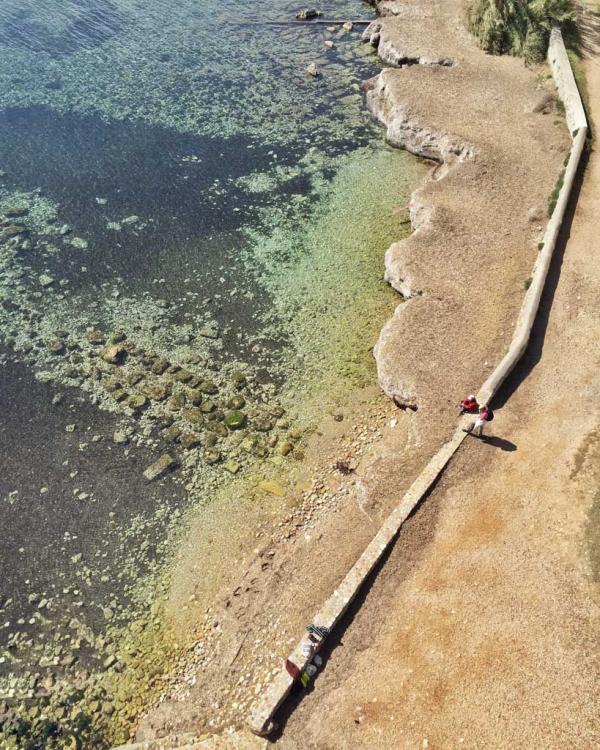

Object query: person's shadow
[479,435,517,452]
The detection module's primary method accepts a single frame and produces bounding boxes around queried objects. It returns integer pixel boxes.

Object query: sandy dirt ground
[271,9,600,748]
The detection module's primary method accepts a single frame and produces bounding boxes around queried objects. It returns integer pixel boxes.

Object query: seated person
[459,394,479,415]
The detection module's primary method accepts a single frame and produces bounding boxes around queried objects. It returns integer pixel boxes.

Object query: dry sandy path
[273,15,600,750]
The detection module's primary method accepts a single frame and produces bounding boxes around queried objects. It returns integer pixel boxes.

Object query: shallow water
[0,1,423,746]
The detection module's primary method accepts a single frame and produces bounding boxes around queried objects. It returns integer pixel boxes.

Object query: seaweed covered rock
[224,410,246,429]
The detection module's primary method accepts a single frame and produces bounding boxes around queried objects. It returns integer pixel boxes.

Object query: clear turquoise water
[0,2,422,746]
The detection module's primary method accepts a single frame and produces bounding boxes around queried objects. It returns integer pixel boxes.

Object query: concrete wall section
[548,25,587,135]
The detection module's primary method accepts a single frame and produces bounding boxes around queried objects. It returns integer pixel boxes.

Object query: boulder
[86,329,105,345]
[4,206,28,218]
[227,395,246,409]
[278,440,294,456]
[143,453,178,481]
[306,62,319,77]
[204,448,221,465]
[199,380,218,394]
[225,410,246,429]
[180,432,201,450]
[38,274,54,288]
[101,344,126,365]
[151,357,170,375]
[224,460,240,474]
[183,407,204,425]
[127,394,147,412]
[47,339,66,355]
[296,8,322,20]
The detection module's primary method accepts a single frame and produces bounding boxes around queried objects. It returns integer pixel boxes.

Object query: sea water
[0,1,423,746]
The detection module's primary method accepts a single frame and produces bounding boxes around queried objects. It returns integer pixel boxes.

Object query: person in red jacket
[459,394,479,415]
[465,404,490,437]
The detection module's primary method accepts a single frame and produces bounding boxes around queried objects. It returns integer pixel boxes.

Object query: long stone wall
[245,26,588,738]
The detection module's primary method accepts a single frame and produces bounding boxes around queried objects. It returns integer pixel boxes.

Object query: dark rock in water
[204,433,218,447]
[158,414,175,429]
[188,389,203,406]
[151,357,170,375]
[101,344,126,365]
[2,223,28,237]
[187,375,201,389]
[296,8,322,19]
[127,370,144,386]
[127,394,147,412]
[252,417,273,432]
[199,380,218,395]
[225,410,246,429]
[198,322,219,339]
[174,369,193,383]
[206,421,228,438]
[204,448,221,465]
[231,370,247,388]
[86,329,105,345]
[167,393,186,410]
[110,331,127,344]
[4,206,29,218]
[47,339,66,355]
[180,432,201,450]
[165,424,182,442]
[200,400,216,413]
[144,453,178,481]
[254,444,269,458]
[227,395,246,410]
[146,382,171,402]
[183,407,204,425]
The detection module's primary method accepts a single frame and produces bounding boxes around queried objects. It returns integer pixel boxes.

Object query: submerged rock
[86,330,105,345]
[225,410,246,429]
[101,344,126,365]
[296,8,322,20]
[258,480,286,496]
[204,448,221,465]
[278,440,294,456]
[198,322,219,339]
[199,380,218,395]
[180,432,201,450]
[47,339,65,355]
[143,453,178,481]
[252,416,273,432]
[223,460,240,474]
[227,395,245,409]
[4,206,28,218]
[38,274,54,288]
[127,394,147,412]
[113,430,130,445]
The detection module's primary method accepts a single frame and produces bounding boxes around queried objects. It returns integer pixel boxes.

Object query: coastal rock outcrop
[364,0,569,436]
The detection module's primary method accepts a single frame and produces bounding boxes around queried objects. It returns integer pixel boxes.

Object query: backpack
[486,409,494,422]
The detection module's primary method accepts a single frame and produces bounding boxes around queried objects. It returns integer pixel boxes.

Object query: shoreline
[128,0,577,744]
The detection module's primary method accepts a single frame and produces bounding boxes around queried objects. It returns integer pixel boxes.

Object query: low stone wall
[245,26,587,738]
